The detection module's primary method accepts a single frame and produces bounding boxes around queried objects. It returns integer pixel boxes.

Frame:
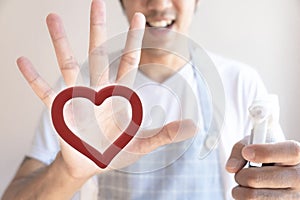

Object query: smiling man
[3,0,300,200]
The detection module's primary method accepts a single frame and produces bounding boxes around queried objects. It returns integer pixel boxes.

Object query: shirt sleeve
[26,109,60,165]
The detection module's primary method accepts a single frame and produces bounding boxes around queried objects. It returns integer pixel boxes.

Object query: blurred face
[120,0,198,81]
[121,0,197,36]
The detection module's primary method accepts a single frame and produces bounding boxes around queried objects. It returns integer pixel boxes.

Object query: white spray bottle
[248,94,280,167]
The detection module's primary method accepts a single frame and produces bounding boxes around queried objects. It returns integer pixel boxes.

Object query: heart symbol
[51,85,143,169]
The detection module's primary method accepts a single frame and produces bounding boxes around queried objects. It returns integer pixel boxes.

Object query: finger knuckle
[161,125,173,144]
[234,171,243,185]
[232,186,257,200]
[90,45,107,56]
[133,139,146,154]
[292,167,300,188]
[280,188,300,199]
[234,169,261,188]
[41,89,53,101]
[121,54,139,66]
[291,190,300,199]
[245,189,258,200]
[233,142,245,152]
[289,141,300,162]
[52,34,65,42]
[247,172,263,188]
[231,186,240,199]
[28,74,39,84]
[91,20,106,28]
[238,168,264,188]
[62,57,79,71]
[127,31,143,43]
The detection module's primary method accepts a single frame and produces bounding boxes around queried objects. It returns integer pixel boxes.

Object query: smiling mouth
[146,20,175,28]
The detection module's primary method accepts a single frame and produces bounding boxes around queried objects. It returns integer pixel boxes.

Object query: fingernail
[226,158,239,170]
[243,147,255,160]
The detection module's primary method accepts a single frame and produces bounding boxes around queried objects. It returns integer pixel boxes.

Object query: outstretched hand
[17,0,197,180]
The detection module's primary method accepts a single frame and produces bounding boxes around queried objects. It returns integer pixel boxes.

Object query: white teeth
[148,20,173,28]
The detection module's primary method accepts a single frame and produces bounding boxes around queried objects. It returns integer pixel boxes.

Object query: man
[3,0,300,199]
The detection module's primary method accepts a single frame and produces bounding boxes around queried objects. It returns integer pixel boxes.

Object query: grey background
[0,0,299,196]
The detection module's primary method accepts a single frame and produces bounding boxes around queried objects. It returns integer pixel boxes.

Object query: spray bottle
[248,94,280,167]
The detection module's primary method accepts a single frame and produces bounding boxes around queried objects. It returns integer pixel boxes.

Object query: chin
[142,28,179,51]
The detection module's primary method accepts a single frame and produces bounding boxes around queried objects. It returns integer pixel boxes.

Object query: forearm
[2,153,89,200]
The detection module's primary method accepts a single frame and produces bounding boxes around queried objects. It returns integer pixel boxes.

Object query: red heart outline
[51,85,143,169]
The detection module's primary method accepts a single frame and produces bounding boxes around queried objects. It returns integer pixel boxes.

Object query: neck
[139,47,189,83]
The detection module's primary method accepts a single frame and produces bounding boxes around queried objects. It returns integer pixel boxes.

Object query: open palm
[17,0,197,180]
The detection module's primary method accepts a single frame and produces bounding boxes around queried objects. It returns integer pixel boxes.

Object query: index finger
[242,140,300,166]
[226,137,249,173]
[116,13,145,86]
[125,119,197,154]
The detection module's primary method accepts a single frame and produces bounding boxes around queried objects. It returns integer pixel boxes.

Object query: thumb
[225,136,249,173]
[126,119,198,154]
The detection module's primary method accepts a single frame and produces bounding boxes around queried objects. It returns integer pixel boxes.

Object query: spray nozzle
[248,94,280,167]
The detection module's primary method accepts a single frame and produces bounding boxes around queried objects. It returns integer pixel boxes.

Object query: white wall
[1,0,299,196]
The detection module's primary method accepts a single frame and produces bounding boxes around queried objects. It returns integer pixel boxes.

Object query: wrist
[49,152,91,187]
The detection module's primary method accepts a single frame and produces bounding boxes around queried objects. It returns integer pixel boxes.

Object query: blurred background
[1,0,299,196]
